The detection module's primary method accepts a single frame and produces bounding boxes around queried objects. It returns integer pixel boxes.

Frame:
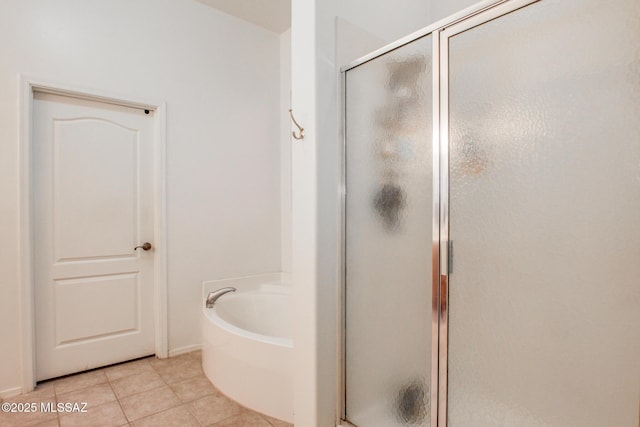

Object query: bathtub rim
[202,287,293,348]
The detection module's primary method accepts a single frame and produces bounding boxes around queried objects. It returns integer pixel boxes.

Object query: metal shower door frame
[339,1,540,426]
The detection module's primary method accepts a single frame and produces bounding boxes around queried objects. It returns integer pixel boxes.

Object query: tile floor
[0,351,293,427]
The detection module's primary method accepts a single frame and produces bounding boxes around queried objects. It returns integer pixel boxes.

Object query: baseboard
[0,386,23,400]
[168,344,201,358]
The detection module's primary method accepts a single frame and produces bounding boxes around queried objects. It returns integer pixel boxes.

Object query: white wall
[280,29,292,274]
[339,1,431,49]
[290,0,322,423]
[337,0,431,69]
[291,0,432,425]
[336,18,386,71]
[430,0,479,22]
[0,0,282,394]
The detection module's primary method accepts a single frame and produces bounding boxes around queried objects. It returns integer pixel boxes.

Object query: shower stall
[341,0,640,426]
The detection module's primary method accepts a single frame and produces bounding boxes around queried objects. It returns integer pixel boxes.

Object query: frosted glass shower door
[445,0,640,426]
[344,35,434,426]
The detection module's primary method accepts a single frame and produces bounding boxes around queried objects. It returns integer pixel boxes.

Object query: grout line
[260,414,277,426]
[183,402,198,425]
[52,380,61,427]
[208,413,239,427]
[113,356,186,424]
[106,367,132,425]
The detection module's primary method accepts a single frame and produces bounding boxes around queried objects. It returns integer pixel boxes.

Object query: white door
[33,92,156,381]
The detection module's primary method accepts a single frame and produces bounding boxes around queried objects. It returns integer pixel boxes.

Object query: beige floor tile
[148,353,192,370]
[104,358,154,382]
[0,406,58,427]
[130,405,199,427]
[6,352,288,427]
[3,386,55,405]
[57,382,116,409]
[33,419,60,427]
[58,401,126,427]
[186,350,202,360]
[110,371,164,399]
[187,393,242,426]
[168,375,217,403]
[208,409,273,427]
[154,358,203,385]
[262,414,294,427]
[27,382,56,400]
[119,385,180,421]
[51,370,108,395]
[0,388,58,427]
[146,357,169,370]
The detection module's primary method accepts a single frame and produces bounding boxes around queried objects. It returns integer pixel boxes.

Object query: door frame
[18,75,168,392]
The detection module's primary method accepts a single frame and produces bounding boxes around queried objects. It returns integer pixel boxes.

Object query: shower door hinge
[448,240,454,274]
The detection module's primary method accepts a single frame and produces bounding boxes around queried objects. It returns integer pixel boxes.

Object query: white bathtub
[202,282,293,423]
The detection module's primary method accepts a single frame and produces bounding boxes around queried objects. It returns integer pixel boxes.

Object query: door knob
[134,242,152,251]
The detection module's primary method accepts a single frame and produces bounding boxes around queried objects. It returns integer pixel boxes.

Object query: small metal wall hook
[289,109,305,140]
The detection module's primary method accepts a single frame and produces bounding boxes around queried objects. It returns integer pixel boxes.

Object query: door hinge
[448,240,453,274]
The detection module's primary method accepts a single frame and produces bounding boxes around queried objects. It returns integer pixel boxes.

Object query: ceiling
[196,0,291,34]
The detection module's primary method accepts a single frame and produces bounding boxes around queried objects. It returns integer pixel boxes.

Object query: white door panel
[34,92,155,381]
[53,119,138,260]
[54,274,139,344]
